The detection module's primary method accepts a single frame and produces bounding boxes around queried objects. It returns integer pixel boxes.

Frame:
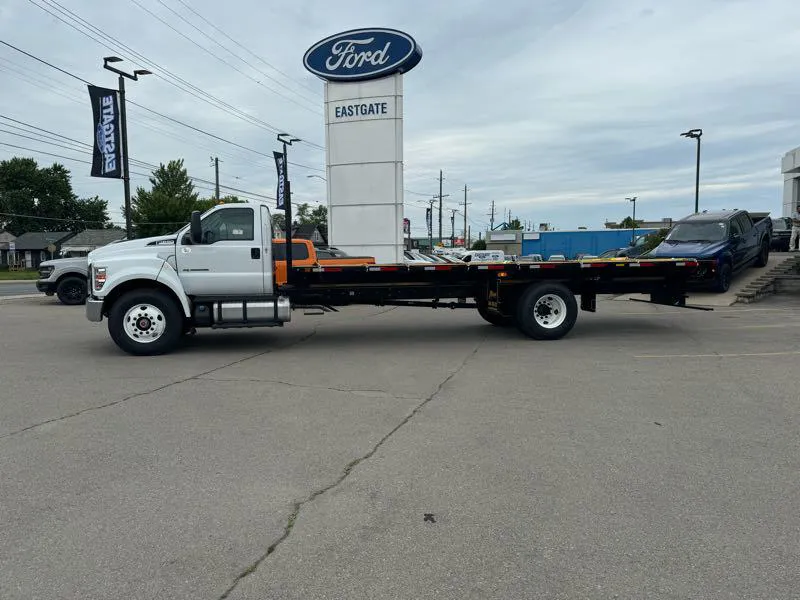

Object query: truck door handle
[251,248,260,259]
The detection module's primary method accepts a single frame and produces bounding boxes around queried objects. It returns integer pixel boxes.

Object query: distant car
[598,248,620,258]
[519,254,544,262]
[548,254,566,261]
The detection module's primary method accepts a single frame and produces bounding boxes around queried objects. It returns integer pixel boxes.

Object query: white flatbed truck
[85,202,710,355]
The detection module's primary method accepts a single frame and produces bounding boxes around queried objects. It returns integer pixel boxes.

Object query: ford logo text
[303,28,422,82]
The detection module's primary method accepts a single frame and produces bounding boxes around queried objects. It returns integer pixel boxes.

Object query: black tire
[714,262,732,293]
[108,289,184,356]
[56,276,87,305]
[476,302,515,327]
[515,282,578,340]
[754,240,769,267]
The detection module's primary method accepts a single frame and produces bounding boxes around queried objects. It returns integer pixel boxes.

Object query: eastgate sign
[303,28,422,82]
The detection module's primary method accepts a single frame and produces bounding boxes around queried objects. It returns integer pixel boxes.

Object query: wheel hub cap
[123,304,166,343]
[532,294,568,329]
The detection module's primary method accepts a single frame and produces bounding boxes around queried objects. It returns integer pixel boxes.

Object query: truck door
[737,213,758,262]
[176,205,265,296]
[729,216,747,267]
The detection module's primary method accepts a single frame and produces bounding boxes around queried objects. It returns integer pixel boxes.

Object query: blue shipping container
[521,229,657,260]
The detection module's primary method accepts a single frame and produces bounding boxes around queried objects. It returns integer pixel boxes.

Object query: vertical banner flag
[88,85,122,179]
[425,208,432,235]
[273,151,286,209]
[403,218,410,235]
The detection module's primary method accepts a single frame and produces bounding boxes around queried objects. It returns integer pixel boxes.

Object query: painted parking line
[635,351,800,359]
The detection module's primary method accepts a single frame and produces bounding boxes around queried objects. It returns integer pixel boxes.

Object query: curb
[0,280,38,284]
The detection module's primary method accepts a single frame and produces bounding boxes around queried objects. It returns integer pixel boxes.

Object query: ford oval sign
[303,28,422,83]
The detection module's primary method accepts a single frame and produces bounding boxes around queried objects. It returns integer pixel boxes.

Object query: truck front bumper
[36,280,57,295]
[86,297,104,322]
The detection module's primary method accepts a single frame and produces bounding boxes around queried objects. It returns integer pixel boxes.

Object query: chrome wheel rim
[123,304,166,343]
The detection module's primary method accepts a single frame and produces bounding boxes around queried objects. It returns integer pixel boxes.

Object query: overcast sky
[1,0,799,237]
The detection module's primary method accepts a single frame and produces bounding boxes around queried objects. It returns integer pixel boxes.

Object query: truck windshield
[666,221,727,243]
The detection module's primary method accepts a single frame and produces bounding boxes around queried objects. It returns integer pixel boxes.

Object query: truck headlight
[93,267,107,291]
[38,265,54,279]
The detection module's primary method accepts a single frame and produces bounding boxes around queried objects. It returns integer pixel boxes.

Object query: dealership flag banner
[273,151,287,209]
[88,85,122,179]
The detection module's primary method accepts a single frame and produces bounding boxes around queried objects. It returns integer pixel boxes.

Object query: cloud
[1,0,798,234]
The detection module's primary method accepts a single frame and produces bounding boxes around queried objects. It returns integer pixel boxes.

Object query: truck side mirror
[190,211,202,244]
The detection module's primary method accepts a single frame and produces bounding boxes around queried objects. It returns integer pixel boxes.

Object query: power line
[23,0,324,150]
[152,0,320,111]
[0,140,273,201]
[0,41,324,172]
[173,0,320,96]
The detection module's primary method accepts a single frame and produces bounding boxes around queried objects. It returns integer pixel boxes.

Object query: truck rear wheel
[515,282,578,340]
[108,290,184,356]
[56,276,87,305]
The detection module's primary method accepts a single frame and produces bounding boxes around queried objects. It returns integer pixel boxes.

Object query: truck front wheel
[56,276,87,305]
[108,290,184,356]
[515,282,578,340]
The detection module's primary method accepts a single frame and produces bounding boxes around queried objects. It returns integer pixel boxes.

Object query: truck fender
[155,261,192,317]
[98,257,190,318]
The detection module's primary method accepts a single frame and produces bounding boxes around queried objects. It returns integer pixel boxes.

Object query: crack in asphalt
[198,375,419,399]
[0,330,318,441]
[217,336,486,600]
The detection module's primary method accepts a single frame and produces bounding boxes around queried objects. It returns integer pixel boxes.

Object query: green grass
[0,270,39,280]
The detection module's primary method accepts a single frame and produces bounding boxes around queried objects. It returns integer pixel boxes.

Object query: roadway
[0,296,797,599]
[0,282,37,296]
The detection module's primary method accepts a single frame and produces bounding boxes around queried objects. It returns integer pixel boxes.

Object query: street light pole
[680,128,703,213]
[277,133,301,284]
[626,196,637,243]
[103,57,150,240]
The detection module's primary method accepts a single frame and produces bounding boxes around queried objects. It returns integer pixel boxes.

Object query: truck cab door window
[730,218,743,238]
[200,208,254,244]
[737,214,752,234]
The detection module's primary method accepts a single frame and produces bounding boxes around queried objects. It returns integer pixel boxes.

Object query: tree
[271,212,286,232]
[195,194,242,213]
[505,218,522,230]
[619,216,637,229]
[640,228,670,253]
[0,157,111,234]
[294,202,327,226]
[126,159,199,238]
[471,239,487,250]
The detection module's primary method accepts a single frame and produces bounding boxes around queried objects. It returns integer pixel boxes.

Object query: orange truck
[272,239,375,285]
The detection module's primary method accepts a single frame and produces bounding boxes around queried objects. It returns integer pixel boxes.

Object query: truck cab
[85,202,372,355]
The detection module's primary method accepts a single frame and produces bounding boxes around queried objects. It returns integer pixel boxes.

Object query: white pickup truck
[36,257,89,305]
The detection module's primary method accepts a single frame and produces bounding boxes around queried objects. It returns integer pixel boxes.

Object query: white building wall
[781,147,800,217]
[324,74,404,263]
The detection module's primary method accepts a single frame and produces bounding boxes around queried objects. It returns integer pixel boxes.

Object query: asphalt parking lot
[1,295,798,599]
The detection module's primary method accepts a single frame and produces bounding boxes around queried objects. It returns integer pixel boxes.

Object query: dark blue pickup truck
[647,210,772,292]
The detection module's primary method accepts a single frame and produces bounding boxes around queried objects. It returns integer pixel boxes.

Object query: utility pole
[488,200,496,230]
[438,170,443,244]
[462,185,469,248]
[102,56,151,240]
[210,156,220,199]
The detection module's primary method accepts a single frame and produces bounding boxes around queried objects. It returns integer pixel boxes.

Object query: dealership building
[781,147,800,216]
